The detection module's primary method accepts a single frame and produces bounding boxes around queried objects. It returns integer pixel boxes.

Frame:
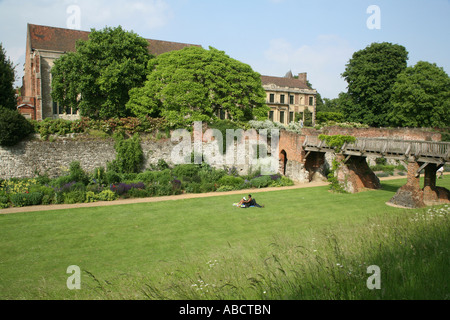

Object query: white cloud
[263,35,355,98]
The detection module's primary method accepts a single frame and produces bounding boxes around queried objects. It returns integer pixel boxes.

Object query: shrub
[128,188,152,198]
[375,158,387,166]
[51,176,74,189]
[110,182,146,196]
[155,169,173,185]
[136,170,157,183]
[218,175,244,188]
[41,195,53,205]
[250,175,272,188]
[216,185,235,192]
[173,164,201,180]
[171,179,182,191]
[85,191,97,203]
[69,161,89,185]
[64,191,86,204]
[0,178,39,195]
[0,195,9,209]
[269,176,295,187]
[146,182,174,196]
[29,185,55,204]
[121,173,138,182]
[200,182,216,193]
[376,172,390,178]
[91,167,106,185]
[106,171,122,185]
[10,192,43,207]
[55,191,65,204]
[0,106,34,146]
[55,181,86,193]
[109,133,144,174]
[96,190,119,202]
[185,182,202,194]
[150,159,170,171]
[35,118,72,140]
[198,167,226,183]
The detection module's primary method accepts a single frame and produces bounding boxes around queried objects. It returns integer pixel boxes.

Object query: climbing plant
[108,133,144,174]
[318,134,355,193]
[327,158,348,194]
[318,134,356,153]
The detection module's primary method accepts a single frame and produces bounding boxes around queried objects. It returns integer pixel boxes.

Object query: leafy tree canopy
[51,26,152,120]
[127,46,269,128]
[0,106,34,146]
[0,43,17,110]
[389,61,450,128]
[341,42,408,127]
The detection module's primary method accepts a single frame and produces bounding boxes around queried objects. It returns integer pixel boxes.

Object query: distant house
[17,24,201,121]
[261,71,317,126]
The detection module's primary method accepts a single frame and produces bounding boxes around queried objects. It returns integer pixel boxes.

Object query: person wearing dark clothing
[243,194,264,208]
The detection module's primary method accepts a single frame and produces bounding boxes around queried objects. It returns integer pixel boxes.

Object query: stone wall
[0,134,261,180]
[0,126,443,182]
[0,134,175,180]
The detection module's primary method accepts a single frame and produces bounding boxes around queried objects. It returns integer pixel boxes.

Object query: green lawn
[1,177,449,300]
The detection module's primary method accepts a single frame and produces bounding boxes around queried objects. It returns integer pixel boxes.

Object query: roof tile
[28,24,200,55]
[261,75,312,90]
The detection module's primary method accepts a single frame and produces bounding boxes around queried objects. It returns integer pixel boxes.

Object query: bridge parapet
[304,136,450,165]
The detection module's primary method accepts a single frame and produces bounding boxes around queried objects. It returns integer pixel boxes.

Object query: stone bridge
[278,129,450,208]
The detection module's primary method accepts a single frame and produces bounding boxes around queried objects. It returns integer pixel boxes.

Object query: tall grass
[70,204,450,300]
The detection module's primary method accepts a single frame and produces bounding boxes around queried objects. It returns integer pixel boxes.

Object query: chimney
[298,73,307,85]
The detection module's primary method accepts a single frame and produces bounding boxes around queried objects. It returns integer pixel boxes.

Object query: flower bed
[0,161,294,209]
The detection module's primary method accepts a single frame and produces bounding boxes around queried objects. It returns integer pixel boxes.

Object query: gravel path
[0,174,445,215]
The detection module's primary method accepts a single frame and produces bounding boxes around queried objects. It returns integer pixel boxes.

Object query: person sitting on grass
[243,194,264,208]
[234,196,247,207]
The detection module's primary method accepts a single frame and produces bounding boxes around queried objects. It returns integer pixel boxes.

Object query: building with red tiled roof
[18,23,201,121]
[261,71,317,126]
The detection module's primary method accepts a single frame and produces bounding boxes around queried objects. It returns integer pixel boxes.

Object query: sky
[0,0,449,99]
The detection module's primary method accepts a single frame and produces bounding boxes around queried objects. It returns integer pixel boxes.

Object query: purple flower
[270,174,281,181]
[172,179,182,190]
[110,182,146,195]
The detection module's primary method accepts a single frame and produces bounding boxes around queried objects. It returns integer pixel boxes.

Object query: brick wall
[278,130,305,163]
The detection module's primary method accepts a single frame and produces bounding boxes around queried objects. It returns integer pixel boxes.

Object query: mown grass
[0,178,449,300]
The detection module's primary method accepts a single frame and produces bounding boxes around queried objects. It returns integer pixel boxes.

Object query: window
[269,111,274,121]
[280,111,285,124]
[289,95,294,105]
[53,102,65,115]
[289,112,294,123]
[53,101,58,115]
[270,94,275,103]
[280,95,285,104]
[309,96,315,106]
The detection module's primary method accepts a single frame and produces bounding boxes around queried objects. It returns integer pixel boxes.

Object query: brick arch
[280,150,288,176]
[304,151,326,182]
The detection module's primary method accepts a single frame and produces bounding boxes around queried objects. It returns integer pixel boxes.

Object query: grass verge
[0,178,449,300]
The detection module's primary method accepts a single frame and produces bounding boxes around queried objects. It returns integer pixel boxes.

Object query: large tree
[341,42,408,127]
[51,26,152,120]
[389,61,450,128]
[127,46,269,127]
[0,43,17,110]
